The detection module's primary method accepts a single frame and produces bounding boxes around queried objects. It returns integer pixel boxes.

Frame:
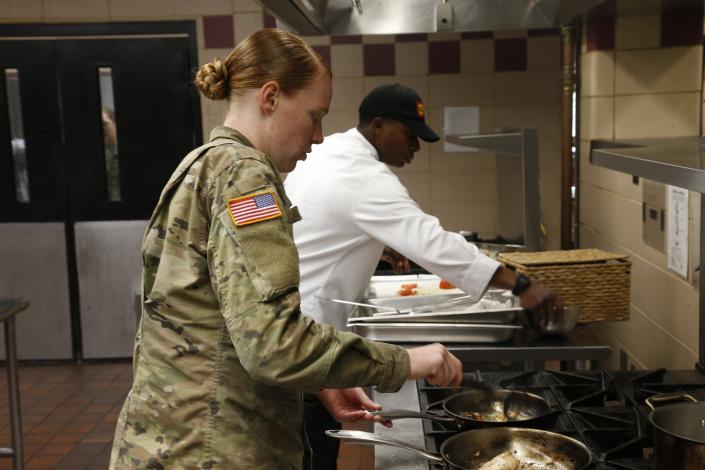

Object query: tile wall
[0,0,564,248]
[579,1,704,369]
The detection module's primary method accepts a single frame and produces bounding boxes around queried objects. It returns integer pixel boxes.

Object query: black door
[0,22,201,360]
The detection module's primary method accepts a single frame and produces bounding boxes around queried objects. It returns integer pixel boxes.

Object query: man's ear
[259,80,280,115]
[371,117,385,135]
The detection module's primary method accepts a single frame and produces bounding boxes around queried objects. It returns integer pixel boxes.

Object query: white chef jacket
[284,127,501,331]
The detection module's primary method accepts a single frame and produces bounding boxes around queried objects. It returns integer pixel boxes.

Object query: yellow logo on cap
[416,100,425,118]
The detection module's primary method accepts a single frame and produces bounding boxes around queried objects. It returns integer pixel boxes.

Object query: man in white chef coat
[285,83,558,469]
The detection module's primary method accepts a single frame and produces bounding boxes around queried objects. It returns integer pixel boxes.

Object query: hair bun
[195,58,230,101]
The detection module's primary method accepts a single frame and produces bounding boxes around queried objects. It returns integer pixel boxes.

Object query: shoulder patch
[228,190,283,226]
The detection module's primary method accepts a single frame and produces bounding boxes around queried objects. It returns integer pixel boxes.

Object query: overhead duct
[258,0,609,36]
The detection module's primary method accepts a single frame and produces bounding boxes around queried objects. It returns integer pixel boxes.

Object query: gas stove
[417,369,705,469]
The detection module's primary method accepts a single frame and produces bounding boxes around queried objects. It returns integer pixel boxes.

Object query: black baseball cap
[358,83,440,142]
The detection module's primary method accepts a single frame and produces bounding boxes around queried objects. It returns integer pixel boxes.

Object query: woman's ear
[259,81,280,114]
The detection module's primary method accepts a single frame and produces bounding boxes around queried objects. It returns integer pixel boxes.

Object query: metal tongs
[316,294,476,316]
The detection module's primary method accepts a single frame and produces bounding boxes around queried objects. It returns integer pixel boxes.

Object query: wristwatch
[511,273,532,296]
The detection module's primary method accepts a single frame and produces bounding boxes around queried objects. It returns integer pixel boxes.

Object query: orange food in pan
[439,279,456,289]
[398,287,417,296]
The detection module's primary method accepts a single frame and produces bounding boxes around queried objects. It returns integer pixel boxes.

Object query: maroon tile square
[428,40,460,74]
[331,35,362,44]
[312,45,331,69]
[494,38,527,72]
[661,11,704,47]
[363,43,395,76]
[586,15,615,51]
[461,31,493,39]
[203,15,234,49]
[395,33,428,42]
[263,13,277,29]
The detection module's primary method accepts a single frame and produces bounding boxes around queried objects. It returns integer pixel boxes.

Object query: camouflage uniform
[109,126,410,470]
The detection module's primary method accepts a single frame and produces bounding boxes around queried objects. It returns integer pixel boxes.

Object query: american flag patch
[228,190,283,226]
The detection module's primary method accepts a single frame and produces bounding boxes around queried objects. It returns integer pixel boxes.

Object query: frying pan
[369,387,553,429]
[326,427,592,469]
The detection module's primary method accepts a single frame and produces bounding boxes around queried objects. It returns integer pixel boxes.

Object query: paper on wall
[667,185,689,278]
[443,106,479,152]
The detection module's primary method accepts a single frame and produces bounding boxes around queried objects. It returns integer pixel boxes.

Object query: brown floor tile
[38,443,76,455]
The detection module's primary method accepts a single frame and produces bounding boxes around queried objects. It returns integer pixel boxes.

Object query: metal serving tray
[349,322,522,343]
[351,289,521,324]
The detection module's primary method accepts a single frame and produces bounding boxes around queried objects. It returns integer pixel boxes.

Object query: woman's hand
[316,388,393,428]
[407,343,463,388]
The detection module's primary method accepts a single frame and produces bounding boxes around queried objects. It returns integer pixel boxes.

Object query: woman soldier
[109,28,462,469]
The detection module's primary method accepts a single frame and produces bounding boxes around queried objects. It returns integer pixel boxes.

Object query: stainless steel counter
[372,380,428,470]
[394,325,611,366]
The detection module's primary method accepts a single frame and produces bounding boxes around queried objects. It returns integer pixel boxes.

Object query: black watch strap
[511,274,531,296]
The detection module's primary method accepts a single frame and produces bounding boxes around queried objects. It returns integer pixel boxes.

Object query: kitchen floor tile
[0,361,373,469]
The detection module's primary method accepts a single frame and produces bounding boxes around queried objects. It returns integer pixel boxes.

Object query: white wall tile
[234,12,264,45]
[615,46,703,95]
[430,171,496,203]
[330,77,364,110]
[429,201,497,234]
[363,75,429,98]
[614,92,701,139]
[233,0,260,12]
[108,0,170,20]
[0,0,42,22]
[580,51,615,97]
[427,74,493,106]
[527,35,561,71]
[173,0,232,17]
[331,44,363,77]
[493,104,561,136]
[460,39,493,74]
[396,42,429,76]
[396,172,430,205]
[579,96,614,141]
[322,109,357,136]
[45,0,109,21]
[493,71,561,105]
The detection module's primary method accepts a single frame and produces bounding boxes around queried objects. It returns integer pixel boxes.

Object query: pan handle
[367,409,457,422]
[325,430,444,463]
[645,392,697,411]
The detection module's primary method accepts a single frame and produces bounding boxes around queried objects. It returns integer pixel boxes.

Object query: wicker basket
[498,248,631,323]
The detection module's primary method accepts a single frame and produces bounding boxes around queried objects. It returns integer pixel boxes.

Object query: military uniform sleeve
[207,156,409,393]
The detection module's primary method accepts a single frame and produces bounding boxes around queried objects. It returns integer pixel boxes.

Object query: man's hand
[519,284,560,330]
[407,343,463,388]
[316,388,393,428]
[381,246,411,273]
[489,265,561,329]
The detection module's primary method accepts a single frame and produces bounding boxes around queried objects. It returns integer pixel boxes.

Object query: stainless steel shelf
[591,137,705,192]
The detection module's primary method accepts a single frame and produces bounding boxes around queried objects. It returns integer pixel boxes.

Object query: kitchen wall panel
[0,1,564,258]
[580,96,615,140]
[614,92,700,138]
[615,47,702,94]
[579,5,704,370]
[580,51,616,97]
